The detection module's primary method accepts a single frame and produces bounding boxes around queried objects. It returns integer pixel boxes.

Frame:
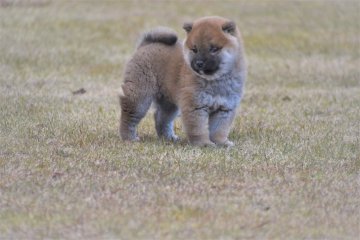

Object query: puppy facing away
[119,16,247,147]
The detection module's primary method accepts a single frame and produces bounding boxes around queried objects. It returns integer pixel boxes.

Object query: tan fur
[120,16,246,147]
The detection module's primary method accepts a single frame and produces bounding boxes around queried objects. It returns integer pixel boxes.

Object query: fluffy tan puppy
[120,16,246,147]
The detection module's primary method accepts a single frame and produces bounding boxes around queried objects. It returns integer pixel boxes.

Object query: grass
[1,0,359,239]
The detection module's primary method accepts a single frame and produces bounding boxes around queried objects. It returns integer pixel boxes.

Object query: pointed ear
[183,22,193,33]
[222,21,236,35]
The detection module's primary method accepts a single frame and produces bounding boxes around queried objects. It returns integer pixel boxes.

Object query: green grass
[1,0,359,239]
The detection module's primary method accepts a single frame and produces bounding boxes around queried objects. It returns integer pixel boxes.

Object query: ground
[0,0,359,239]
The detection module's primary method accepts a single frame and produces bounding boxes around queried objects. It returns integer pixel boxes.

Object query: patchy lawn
[0,0,359,239]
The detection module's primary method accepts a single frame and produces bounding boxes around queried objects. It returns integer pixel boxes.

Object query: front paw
[162,134,180,142]
[214,139,234,147]
[123,136,140,142]
[222,140,234,147]
[170,135,180,142]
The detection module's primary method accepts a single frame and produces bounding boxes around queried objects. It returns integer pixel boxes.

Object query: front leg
[182,107,215,147]
[209,110,236,147]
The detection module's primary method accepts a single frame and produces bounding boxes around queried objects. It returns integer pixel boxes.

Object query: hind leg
[154,97,179,141]
[119,86,153,141]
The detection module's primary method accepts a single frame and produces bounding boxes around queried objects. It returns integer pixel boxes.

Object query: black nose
[195,60,204,69]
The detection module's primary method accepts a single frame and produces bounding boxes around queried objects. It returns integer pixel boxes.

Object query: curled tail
[137,27,178,48]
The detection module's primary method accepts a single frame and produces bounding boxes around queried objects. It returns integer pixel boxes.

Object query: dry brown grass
[1,0,359,239]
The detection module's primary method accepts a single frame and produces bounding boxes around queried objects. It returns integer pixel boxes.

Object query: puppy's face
[183,17,240,80]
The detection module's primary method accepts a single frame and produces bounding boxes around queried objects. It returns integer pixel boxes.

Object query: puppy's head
[183,16,241,80]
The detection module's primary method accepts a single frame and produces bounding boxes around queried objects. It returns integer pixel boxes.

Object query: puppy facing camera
[120,16,247,147]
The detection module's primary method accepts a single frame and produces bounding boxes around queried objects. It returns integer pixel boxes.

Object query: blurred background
[1,1,359,239]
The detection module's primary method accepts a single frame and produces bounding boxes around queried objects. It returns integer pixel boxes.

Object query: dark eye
[210,45,221,53]
[190,46,198,53]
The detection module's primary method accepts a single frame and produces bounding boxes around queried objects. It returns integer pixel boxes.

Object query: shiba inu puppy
[120,16,246,147]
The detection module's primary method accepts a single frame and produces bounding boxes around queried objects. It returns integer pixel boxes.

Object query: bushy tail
[137,27,178,48]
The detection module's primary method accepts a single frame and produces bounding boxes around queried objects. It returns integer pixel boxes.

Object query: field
[1,0,359,239]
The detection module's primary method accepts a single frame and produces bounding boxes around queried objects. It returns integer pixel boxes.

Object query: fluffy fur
[119,16,247,147]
